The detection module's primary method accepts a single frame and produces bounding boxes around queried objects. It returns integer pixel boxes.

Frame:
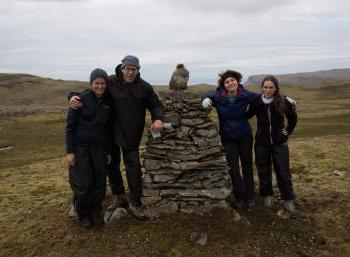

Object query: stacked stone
[142,91,232,215]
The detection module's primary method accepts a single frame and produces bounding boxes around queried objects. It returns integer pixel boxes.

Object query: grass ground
[0,83,349,257]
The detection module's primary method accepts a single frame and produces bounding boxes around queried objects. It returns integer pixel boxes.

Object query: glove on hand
[202,98,212,109]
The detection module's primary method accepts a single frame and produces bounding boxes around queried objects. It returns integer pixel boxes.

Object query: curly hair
[218,70,242,88]
[261,75,286,114]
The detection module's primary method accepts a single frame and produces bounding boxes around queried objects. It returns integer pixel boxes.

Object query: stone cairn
[142,90,232,215]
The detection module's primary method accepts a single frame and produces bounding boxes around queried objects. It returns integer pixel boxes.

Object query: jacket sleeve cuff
[151,107,164,121]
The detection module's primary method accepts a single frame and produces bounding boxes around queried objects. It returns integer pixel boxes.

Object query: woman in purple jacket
[202,70,259,208]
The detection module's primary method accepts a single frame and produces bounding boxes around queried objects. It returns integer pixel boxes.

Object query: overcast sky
[1,0,349,84]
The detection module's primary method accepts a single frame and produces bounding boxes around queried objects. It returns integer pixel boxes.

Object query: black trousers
[69,146,107,218]
[255,143,295,201]
[107,145,126,196]
[222,133,255,202]
[108,145,143,207]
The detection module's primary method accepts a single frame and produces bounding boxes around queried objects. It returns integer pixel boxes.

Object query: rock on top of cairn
[142,90,232,216]
[169,64,189,91]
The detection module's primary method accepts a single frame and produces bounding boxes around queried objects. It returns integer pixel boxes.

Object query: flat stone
[181,111,207,119]
[143,174,152,183]
[191,135,221,147]
[143,188,160,197]
[104,208,128,224]
[197,122,215,129]
[181,126,191,134]
[153,174,175,183]
[180,200,228,214]
[149,200,179,215]
[142,196,162,206]
[194,129,218,138]
[164,112,181,127]
[160,188,231,200]
[181,118,206,126]
[197,147,223,158]
[333,170,346,177]
[148,144,186,151]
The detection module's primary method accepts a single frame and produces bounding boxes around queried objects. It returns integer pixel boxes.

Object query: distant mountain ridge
[245,68,350,86]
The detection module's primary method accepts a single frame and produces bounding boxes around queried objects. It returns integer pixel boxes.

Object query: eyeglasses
[123,66,139,73]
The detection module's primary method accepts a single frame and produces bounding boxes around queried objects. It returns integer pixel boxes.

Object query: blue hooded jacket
[204,84,258,140]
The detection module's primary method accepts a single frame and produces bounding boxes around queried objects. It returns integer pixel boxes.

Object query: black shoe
[235,200,245,208]
[246,199,255,207]
[79,217,92,229]
[90,213,104,226]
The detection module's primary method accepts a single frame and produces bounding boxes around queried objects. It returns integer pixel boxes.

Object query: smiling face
[262,80,277,98]
[224,77,239,95]
[91,77,107,97]
[121,65,139,84]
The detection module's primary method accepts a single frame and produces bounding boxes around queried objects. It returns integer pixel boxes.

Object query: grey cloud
[156,0,294,14]
[0,0,349,83]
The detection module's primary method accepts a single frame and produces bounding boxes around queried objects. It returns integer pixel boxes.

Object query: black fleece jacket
[107,64,164,149]
[247,95,297,146]
[66,90,111,153]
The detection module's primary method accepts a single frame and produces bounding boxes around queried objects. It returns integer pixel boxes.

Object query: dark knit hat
[90,68,108,83]
[121,55,140,69]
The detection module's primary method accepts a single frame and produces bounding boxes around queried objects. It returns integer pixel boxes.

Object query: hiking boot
[68,202,77,218]
[235,200,245,208]
[79,217,92,229]
[264,196,273,208]
[246,199,255,207]
[107,194,129,210]
[283,200,296,213]
[127,204,149,221]
[90,213,104,226]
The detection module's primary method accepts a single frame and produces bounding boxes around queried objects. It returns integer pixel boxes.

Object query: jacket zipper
[267,105,273,145]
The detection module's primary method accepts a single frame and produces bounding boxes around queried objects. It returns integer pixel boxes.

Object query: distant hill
[0,74,216,116]
[245,68,350,86]
[0,73,88,115]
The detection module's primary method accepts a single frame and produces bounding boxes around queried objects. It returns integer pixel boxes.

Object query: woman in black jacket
[247,75,297,212]
[66,68,112,228]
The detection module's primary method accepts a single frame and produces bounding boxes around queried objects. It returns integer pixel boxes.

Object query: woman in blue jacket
[202,70,258,208]
[247,75,297,212]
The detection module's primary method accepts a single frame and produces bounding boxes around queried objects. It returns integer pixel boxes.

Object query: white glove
[286,96,297,110]
[202,98,212,109]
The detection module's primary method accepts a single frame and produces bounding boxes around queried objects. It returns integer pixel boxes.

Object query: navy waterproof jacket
[66,90,111,153]
[204,85,258,141]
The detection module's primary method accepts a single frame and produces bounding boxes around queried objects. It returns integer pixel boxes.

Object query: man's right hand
[70,96,83,109]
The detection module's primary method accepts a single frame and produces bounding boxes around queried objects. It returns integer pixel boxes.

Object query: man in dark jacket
[70,55,164,220]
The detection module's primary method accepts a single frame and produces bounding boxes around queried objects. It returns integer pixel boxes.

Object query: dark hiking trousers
[108,145,143,207]
[255,143,295,201]
[120,147,143,207]
[107,145,125,196]
[69,146,107,218]
[222,133,255,202]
